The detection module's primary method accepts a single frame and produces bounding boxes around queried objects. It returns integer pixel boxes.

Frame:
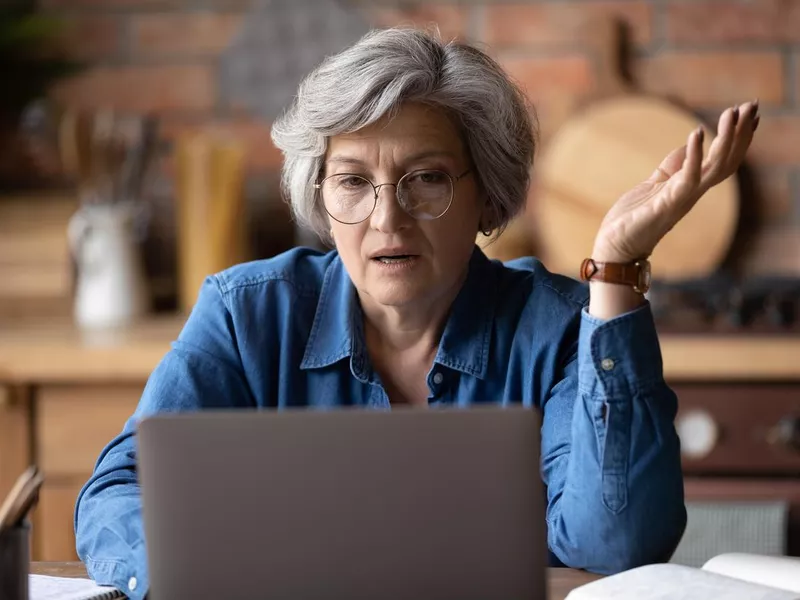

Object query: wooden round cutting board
[533,18,739,281]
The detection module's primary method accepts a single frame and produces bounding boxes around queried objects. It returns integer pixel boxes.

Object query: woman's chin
[365,288,421,308]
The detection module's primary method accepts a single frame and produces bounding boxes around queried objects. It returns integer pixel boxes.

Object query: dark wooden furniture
[673,381,800,556]
[30,563,604,600]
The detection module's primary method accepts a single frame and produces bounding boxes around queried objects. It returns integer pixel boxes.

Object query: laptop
[137,406,548,600]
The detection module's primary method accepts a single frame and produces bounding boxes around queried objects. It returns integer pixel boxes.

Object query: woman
[75,27,756,599]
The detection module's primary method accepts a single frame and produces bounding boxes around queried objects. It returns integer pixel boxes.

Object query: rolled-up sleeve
[541,302,686,574]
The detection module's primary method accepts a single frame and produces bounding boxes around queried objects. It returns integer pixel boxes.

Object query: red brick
[485,2,652,49]
[666,0,800,45]
[500,55,594,99]
[636,51,783,108]
[131,13,244,58]
[750,115,800,167]
[366,5,469,42]
[500,54,593,140]
[58,16,122,62]
[52,65,215,114]
[161,118,283,172]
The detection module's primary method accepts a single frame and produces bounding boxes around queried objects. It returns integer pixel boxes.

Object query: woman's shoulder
[212,246,338,298]
[490,254,590,309]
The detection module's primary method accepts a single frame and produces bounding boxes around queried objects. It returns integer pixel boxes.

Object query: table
[31,562,603,599]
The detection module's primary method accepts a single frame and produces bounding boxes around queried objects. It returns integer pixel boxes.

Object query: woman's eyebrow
[404,150,458,163]
[326,156,366,166]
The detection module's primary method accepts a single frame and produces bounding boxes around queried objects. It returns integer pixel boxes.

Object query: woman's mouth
[374,255,414,264]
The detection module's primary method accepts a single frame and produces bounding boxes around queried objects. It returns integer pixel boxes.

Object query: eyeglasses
[314,168,472,225]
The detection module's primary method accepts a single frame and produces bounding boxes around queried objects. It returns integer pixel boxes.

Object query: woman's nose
[369,185,412,233]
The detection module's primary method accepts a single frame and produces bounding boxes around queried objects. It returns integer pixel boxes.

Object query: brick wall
[42,0,800,279]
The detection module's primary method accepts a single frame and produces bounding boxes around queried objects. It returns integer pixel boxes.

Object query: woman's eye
[417,171,445,184]
[341,176,366,188]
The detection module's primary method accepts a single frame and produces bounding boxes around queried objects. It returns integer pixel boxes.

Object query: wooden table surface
[2,313,800,384]
[31,562,603,599]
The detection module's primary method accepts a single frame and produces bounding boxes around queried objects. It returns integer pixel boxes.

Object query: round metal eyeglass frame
[313,168,473,225]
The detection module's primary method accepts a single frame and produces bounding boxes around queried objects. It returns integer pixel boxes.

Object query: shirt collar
[300,256,358,371]
[433,246,496,380]
[300,246,497,381]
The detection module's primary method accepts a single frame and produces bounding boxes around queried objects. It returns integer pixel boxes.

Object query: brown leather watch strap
[580,258,651,293]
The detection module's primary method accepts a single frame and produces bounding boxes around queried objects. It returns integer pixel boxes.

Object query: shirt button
[600,358,615,371]
[433,372,444,385]
[128,576,138,592]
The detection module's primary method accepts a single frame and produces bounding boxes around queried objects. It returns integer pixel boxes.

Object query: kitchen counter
[0,315,186,384]
[0,316,799,383]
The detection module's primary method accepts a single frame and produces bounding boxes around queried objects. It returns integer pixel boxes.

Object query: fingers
[673,127,704,199]
[700,106,738,188]
[728,99,759,168]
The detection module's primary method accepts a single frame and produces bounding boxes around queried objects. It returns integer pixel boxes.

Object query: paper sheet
[704,554,800,593]
[565,563,800,600]
[29,574,123,600]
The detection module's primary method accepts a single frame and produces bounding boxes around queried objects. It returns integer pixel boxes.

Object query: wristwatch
[579,258,652,294]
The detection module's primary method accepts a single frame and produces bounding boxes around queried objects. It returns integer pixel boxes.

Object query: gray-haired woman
[76,28,757,599]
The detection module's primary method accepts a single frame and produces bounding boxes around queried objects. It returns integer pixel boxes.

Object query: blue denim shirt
[74,246,686,600]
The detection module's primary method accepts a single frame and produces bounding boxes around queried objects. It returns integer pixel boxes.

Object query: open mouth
[373,254,416,264]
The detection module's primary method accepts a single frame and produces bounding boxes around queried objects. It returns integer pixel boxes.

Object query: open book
[567,553,800,599]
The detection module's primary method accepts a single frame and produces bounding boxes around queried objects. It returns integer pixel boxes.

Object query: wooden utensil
[58,109,95,203]
[175,132,248,312]
[532,17,739,282]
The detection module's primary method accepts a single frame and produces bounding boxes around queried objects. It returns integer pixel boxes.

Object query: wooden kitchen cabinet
[33,384,144,560]
[0,315,183,561]
[0,382,147,561]
[673,382,800,559]
[673,384,800,474]
[0,385,31,503]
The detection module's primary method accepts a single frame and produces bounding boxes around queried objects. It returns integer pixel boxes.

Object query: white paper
[704,554,800,593]
[565,563,800,600]
[29,574,123,600]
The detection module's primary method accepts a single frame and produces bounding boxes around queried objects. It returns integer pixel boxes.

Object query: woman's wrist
[587,280,646,321]
[585,245,648,320]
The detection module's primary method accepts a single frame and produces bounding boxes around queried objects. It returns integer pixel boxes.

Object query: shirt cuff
[577,301,665,400]
[85,538,149,600]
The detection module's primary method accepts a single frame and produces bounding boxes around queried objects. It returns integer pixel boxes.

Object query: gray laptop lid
[137,406,547,600]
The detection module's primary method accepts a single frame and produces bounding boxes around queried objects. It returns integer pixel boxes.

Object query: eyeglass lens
[321,170,453,224]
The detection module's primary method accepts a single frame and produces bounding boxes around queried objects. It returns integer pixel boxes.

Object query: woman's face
[324,102,484,312]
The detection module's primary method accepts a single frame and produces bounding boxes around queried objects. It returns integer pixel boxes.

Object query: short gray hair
[271,27,537,244]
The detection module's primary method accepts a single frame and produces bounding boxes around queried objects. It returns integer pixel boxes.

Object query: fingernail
[697,127,705,143]
[753,98,760,110]
[732,106,739,125]
[752,115,760,132]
